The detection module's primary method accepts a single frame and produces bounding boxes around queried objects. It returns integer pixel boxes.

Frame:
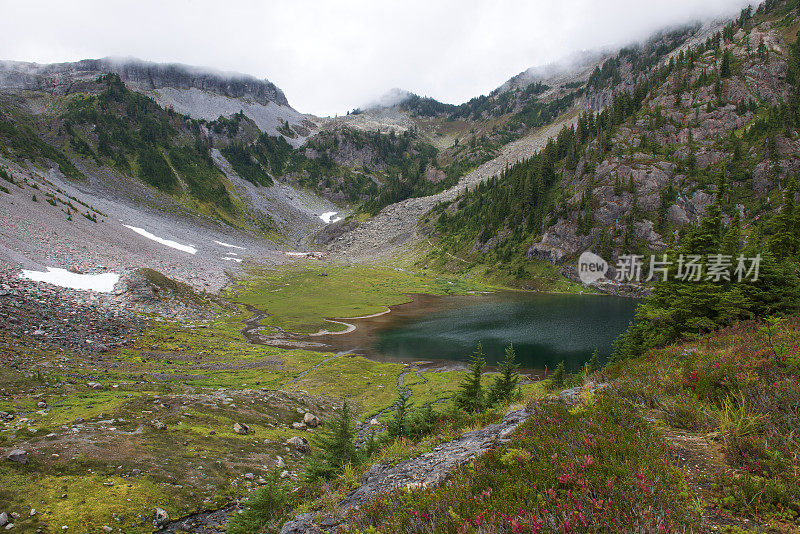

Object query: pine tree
[304,399,359,481]
[455,342,486,413]
[549,360,567,391]
[489,343,521,405]
[387,392,410,439]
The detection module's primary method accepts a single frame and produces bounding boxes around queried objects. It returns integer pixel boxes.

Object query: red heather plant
[349,397,698,533]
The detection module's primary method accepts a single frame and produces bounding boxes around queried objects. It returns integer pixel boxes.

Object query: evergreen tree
[387,392,410,439]
[489,343,521,405]
[455,342,486,413]
[304,399,359,481]
[586,349,601,374]
[549,360,567,390]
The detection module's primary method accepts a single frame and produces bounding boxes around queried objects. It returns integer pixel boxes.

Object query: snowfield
[124,225,198,254]
[215,241,246,250]
[21,267,120,293]
[320,211,342,224]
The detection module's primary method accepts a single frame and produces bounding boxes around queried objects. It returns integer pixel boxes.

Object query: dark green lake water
[313,292,639,373]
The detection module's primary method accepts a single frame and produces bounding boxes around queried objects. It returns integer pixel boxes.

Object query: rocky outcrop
[0,58,289,107]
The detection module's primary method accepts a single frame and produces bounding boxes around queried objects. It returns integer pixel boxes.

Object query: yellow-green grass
[284,355,403,416]
[229,263,489,334]
[0,468,186,534]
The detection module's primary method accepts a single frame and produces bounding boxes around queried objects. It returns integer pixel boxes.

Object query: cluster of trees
[613,182,800,360]
[62,74,234,209]
[304,342,524,482]
[453,342,522,414]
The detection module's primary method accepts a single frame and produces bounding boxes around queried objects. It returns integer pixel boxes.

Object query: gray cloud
[0,0,754,116]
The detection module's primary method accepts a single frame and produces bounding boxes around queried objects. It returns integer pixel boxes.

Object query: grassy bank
[228,262,491,334]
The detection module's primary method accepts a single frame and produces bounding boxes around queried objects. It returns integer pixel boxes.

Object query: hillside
[417,2,797,285]
[2,2,800,534]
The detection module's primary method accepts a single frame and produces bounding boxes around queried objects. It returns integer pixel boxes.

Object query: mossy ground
[0,262,507,533]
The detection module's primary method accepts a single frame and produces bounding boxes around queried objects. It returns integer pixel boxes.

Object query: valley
[1,1,800,532]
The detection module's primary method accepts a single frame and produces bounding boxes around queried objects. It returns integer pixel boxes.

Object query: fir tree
[455,342,486,413]
[387,392,410,439]
[549,360,567,390]
[304,399,359,481]
[489,343,521,405]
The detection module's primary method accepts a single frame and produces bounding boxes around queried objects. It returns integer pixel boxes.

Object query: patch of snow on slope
[320,211,342,224]
[148,87,313,147]
[215,240,246,250]
[21,268,120,293]
[123,225,197,254]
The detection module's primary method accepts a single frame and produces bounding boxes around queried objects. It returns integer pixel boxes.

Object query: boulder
[303,413,320,428]
[151,420,166,430]
[286,436,310,453]
[233,422,250,435]
[0,513,7,527]
[153,508,169,528]
[87,382,103,390]
[7,449,28,465]
[291,422,307,431]
[280,513,322,534]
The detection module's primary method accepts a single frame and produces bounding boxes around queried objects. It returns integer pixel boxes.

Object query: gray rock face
[0,58,289,107]
[340,408,529,511]
[280,513,322,534]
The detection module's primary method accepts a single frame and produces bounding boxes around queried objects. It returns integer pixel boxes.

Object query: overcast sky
[1,0,754,116]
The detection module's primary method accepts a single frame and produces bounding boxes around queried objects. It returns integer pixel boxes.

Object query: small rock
[87,382,103,390]
[291,422,307,430]
[369,418,381,427]
[275,456,285,468]
[7,449,28,465]
[102,527,113,533]
[233,422,249,435]
[28,510,35,517]
[286,436,310,453]
[150,420,166,430]
[243,473,254,480]
[5,524,13,531]
[303,413,320,428]
[153,508,169,527]
[280,470,290,479]
[0,513,7,527]
[37,402,47,409]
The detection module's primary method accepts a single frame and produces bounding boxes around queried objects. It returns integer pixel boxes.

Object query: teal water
[371,292,639,372]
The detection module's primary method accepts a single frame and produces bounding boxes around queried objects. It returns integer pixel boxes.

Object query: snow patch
[124,225,197,254]
[21,268,120,293]
[215,240,246,250]
[320,211,342,224]
[222,257,242,263]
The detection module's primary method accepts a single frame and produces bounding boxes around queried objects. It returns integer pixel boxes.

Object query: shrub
[226,474,291,534]
[352,396,699,533]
